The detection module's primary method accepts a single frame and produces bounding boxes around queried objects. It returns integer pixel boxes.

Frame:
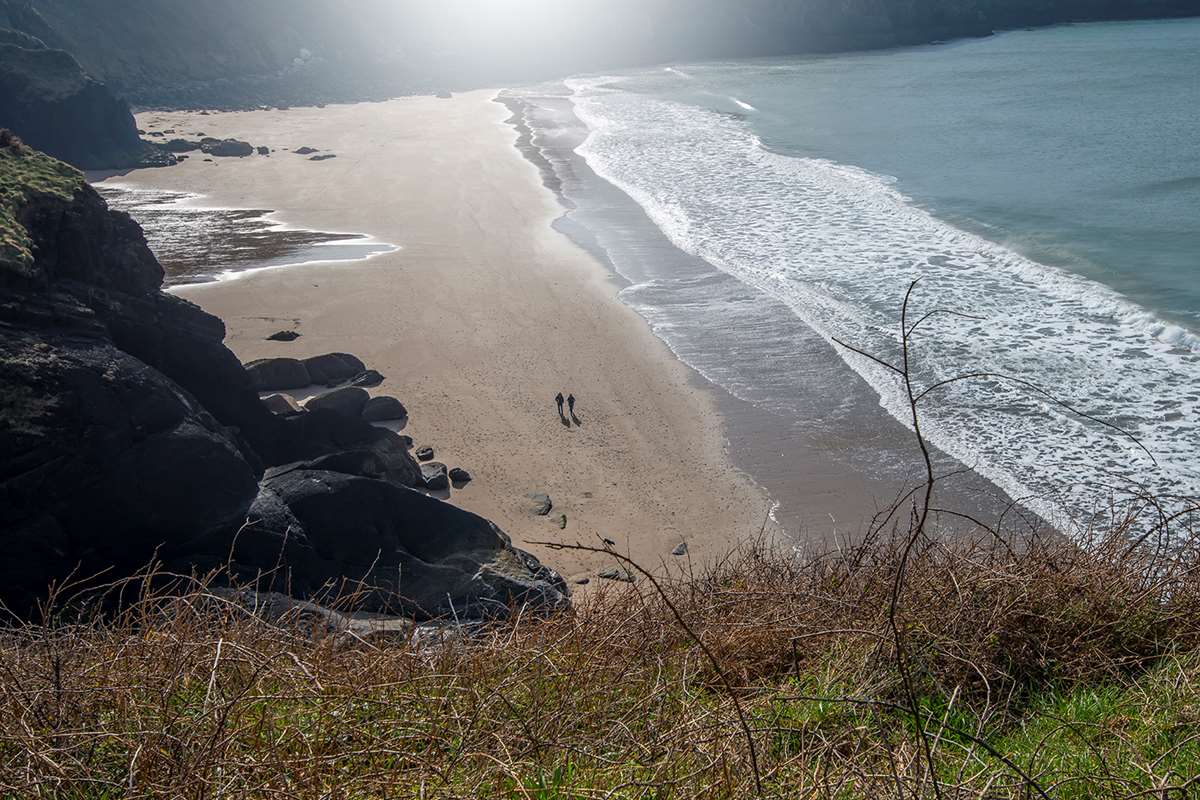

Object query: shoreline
[106,91,775,583]
[500,88,1026,540]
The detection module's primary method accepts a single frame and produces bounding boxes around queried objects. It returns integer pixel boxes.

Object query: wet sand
[110,92,776,584]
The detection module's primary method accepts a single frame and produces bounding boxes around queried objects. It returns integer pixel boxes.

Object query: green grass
[0,132,83,274]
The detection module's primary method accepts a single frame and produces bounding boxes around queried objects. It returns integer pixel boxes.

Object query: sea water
[511,19,1200,529]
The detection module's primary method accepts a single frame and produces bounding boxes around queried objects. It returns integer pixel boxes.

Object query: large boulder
[199,138,253,157]
[302,352,365,386]
[304,386,369,417]
[362,395,407,422]
[245,358,311,391]
[231,470,570,619]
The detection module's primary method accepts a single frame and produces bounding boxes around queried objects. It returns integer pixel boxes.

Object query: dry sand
[111,91,773,585]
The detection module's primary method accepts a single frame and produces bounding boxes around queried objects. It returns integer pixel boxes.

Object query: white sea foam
[731,97,757,111]
[566,76,1200,527]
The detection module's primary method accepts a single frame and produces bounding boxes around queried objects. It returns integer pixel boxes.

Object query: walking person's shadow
[569,410,583,427]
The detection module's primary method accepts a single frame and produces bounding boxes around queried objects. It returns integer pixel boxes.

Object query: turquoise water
[519,18,1200,526]
[668,19,1200,330]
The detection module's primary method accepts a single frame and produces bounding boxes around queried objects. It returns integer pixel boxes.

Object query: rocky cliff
[3,0,1198,109]
[0,136,568,618]
[0,19,171,169]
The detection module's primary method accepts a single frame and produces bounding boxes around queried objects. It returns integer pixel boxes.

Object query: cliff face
[0,27,171,169]
[0,138,568,617]
[3,0,1199,108]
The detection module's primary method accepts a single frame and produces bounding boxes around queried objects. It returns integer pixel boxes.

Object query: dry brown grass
[2,503,1198,799]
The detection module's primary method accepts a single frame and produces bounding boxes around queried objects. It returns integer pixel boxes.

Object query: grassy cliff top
[0,130,82,274]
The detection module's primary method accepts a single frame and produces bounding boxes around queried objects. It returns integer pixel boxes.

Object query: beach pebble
[421,462,450,491]
[449,467,472,484]
[266,330,301,342]
[416,446,435,462]
[527,492,552,516]
[574,578,590,586]
[598,567,634,583]
[672,542,689,557]
[295,146,319,155]
[361,395,407,422]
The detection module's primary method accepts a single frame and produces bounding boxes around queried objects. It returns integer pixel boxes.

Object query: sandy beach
[108,91,772,583]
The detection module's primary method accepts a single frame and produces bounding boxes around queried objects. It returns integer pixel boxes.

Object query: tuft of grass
[2,511,1199,799]
[0,131,83,274]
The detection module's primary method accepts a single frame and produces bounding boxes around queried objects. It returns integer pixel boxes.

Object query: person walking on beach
[555,392,565,419]
[567,394,576,417]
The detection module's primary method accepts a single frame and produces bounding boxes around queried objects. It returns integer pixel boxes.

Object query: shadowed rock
[303,352,365,386]
[362,395,407,422]
[245,357,310,391]
[421,462,450,491]
[233,470,570,619]
[304,386,369,418]
[262,393,304,417]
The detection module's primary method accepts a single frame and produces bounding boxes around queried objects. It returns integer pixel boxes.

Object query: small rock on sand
[266,330,301,342]
[421,462,450,491]
[416,447,435,462]
[449,467,472,484]
[598,567,634,583]
[672,542,689,557]
[528,492,552,516]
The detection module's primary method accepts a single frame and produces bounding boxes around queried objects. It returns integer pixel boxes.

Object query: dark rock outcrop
[161,138,201,153]
[200,138,254,158]
[0,141,568,619]
[0,35,169,169]
[231,470,568,618]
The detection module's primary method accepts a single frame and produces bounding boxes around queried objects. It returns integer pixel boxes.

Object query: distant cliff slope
[0,15,171,168]
[3,0,1198,109]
